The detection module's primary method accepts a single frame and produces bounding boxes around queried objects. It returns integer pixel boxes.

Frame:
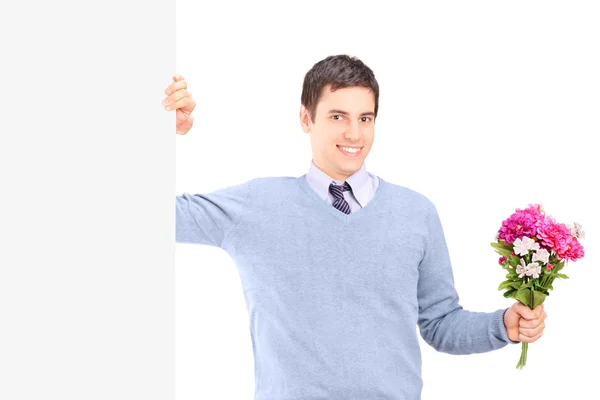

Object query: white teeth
[340,147,360,153]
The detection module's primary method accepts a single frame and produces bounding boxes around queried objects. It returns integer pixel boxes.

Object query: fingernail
[166,106,171,111]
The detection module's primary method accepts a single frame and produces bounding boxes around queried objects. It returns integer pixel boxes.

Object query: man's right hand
[163,73,196,135]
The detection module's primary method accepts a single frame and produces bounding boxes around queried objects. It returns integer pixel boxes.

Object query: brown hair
[301,54,379,122]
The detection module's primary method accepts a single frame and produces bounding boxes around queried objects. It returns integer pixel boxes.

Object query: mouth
[337,145,363,157]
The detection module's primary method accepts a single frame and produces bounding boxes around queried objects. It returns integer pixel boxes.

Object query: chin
[339,162,362,173]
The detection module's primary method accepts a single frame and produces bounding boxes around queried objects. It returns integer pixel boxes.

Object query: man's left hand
[504,301,547,343]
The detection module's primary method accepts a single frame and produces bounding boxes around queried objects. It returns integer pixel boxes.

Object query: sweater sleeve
[175,180,251,248]
[416,202,519,355]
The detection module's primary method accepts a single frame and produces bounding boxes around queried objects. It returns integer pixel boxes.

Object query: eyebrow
[327,109,375,117]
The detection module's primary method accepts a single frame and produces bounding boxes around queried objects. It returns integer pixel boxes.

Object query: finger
[519,315,545,329]
[163,90,191,109]
[176,112,193,135]
[515,302,536,320]
[533,304,545,319]
[176,109,191,124]
[163,89,189,106]
[165,79,188,95]
[173,73,184,81]
[519,329,544,343]
[166,97,195,112]
[519,321,545,337]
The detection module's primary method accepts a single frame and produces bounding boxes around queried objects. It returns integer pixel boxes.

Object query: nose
[344,120,361,142]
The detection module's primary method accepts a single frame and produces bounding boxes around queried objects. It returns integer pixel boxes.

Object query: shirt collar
[305,160,371,207]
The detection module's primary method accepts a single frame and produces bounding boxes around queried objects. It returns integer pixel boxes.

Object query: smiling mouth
[337,145,363,157]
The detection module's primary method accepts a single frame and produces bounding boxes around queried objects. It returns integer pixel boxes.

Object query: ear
[299,105,311,134]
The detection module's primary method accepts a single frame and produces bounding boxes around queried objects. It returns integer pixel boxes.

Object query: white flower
[530,263,542,279]
[569,222,585,239]
[517,257,541,279]
[532,248,550,264]
[513,236,540,256]
[516,258,527,278]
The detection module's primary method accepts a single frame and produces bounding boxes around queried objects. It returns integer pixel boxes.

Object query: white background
[176,1,600,399]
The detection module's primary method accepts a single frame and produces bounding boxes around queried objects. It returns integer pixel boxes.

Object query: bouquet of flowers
[491,204,585,369]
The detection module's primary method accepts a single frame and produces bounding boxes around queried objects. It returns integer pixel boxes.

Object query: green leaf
[494,248,514,258]
[500,263,511,271]
[506,272,518,280]
[555,273,569,279]
[533,280,548,290]
[503,288,518,299]
[498,280,510,290]
[491,242,514,257]
[498,280,522,290]
[491,241,509,250]
[511,281,523,289]
[532,290,546,308]
[515,287,532,308]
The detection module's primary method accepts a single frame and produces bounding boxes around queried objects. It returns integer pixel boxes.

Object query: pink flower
[499,256,507,265]
[559,236,585,262]
[522,204,545,223]
[536,217,572,256]
[497,205,543,243]
[546,263,553,271]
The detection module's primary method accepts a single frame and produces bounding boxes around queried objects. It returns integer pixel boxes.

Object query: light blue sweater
[176,175,515,400]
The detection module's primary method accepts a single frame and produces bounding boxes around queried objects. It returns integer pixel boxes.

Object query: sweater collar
[305,160,371,207]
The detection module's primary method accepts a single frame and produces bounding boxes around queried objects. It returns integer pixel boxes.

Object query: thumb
[515,301,535,320]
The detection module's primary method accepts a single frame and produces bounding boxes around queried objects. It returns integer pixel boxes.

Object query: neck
[313,159,359,181]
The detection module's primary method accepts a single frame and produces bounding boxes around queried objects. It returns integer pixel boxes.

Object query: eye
[331,115,342,121]
[361,117,372,122]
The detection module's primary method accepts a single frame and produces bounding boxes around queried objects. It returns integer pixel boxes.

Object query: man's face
[300,85,376,181]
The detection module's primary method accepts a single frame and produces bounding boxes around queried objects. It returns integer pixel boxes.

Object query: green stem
[516,289,535,370]
[530,287,534,308]
[516,342,528,369]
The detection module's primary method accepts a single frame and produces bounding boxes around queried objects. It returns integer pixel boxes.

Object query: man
[164,55,546,399]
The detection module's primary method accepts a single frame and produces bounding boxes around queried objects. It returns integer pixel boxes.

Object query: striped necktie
[329,181,352,214]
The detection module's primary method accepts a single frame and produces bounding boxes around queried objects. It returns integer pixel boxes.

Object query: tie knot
[329,181,351,199]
